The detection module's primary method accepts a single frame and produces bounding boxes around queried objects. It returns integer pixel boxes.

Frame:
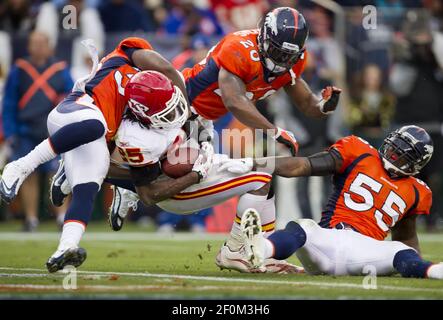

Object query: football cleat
[241,208,266,269]
[215,243,303,274]
[0,161,32,204]
[46,247,87,273]
[49,160,71,207]
[215,243,266,273]
[108,186,139,231]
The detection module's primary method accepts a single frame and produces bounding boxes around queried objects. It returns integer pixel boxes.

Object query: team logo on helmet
[264,12,279,35]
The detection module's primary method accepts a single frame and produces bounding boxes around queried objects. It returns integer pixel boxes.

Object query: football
[161,146,200,178]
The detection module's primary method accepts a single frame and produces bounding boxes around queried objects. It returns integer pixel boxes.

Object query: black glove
[319,86,342,114]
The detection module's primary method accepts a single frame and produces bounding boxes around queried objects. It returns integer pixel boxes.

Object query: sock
[55,221,85,253]
[18,139,56,171]
[64,182,100,225]
[393,249,433,278]
[50,119,105,154]
[227,193,276,251]
[267,221,307,260]
[426,263,443,279]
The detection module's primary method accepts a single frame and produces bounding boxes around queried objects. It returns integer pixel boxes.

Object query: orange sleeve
[213,37,252,80]
[115,37,153,61]
[329,135,375,173]
[411,182,433,216]
[290,50,308,77]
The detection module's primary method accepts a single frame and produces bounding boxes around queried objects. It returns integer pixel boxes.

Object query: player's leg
[254,219,443,278]
[46,134,110,273]
[393,249,443,279]
[225,183,275,251]
[0,96,106,203]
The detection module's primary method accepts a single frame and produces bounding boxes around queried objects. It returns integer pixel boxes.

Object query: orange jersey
[182,29,307,120]
[319,135,432,240]
[85,37,153,141]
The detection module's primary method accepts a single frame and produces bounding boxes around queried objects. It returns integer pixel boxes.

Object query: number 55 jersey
[320,135,432,240]
[182,29,308,120]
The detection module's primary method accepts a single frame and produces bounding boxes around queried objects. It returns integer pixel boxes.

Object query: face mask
[264,58,287,74]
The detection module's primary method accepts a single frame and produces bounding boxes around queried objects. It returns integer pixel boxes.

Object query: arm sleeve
[328,135,373,174]
[2,65,20,138]
[213,39,251,80]
[290,50,308,78]
[118,37,154,65]
[411,185,432,216]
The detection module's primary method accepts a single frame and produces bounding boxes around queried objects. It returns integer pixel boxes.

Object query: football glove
[318,86,342,114]
[273,127,299,156]
[217,157,254,174]
[192,142,214,182]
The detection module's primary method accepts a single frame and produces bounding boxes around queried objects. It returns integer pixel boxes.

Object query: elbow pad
[307,151,337,176]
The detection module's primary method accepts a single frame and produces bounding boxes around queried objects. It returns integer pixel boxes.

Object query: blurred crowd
[0,0,442,233]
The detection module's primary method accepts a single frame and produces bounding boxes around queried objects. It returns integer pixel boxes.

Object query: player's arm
[284,79,341,118]
[255,150,343,177]
[391,215,421,253]
[129,164,201,206]
[131,49,187,101]
[219,67,275,131]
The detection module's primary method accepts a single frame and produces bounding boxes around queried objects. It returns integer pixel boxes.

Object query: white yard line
[0,232,228,242]
[0,266,442,293]
[0,284,225,291]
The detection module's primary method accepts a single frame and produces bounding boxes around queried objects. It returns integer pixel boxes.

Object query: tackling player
[233,126,443,279]
[0,37,188,273]
[183,6,342,156]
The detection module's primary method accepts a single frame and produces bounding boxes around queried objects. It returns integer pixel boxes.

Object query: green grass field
[1,221,443,299]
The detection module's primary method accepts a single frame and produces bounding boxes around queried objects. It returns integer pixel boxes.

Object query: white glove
[192,142,214,182]
[217,157,253,174]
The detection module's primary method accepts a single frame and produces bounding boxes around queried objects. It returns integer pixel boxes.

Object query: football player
[0,37,188,273]
[182,6,341,156]
[232,126,443,279]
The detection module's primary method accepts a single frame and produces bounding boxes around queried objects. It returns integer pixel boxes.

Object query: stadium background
[0,0,442,233]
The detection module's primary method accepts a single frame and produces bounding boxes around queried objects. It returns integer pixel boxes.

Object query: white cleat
[240,208,266,269]
[0,161,32,204]
[108,186,139,231]
[215,243,266,273]
[215,243,304,274]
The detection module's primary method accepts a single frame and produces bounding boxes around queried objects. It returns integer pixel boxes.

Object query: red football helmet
[124,70,188,129]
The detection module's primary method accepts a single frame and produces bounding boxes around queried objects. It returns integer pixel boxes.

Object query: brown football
[161,146,200,178]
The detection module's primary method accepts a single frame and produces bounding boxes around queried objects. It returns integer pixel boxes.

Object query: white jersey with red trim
[115,118,182,166]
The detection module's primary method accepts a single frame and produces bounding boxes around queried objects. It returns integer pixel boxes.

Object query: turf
[0,222,443,299]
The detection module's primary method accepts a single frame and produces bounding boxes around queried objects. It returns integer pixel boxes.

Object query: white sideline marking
[0,267,442,293]
[0,232,228,242]
[0,284,224,291]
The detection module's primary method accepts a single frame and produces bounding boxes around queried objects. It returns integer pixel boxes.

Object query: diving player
[182,6,342,156]
[0,37,188,273]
